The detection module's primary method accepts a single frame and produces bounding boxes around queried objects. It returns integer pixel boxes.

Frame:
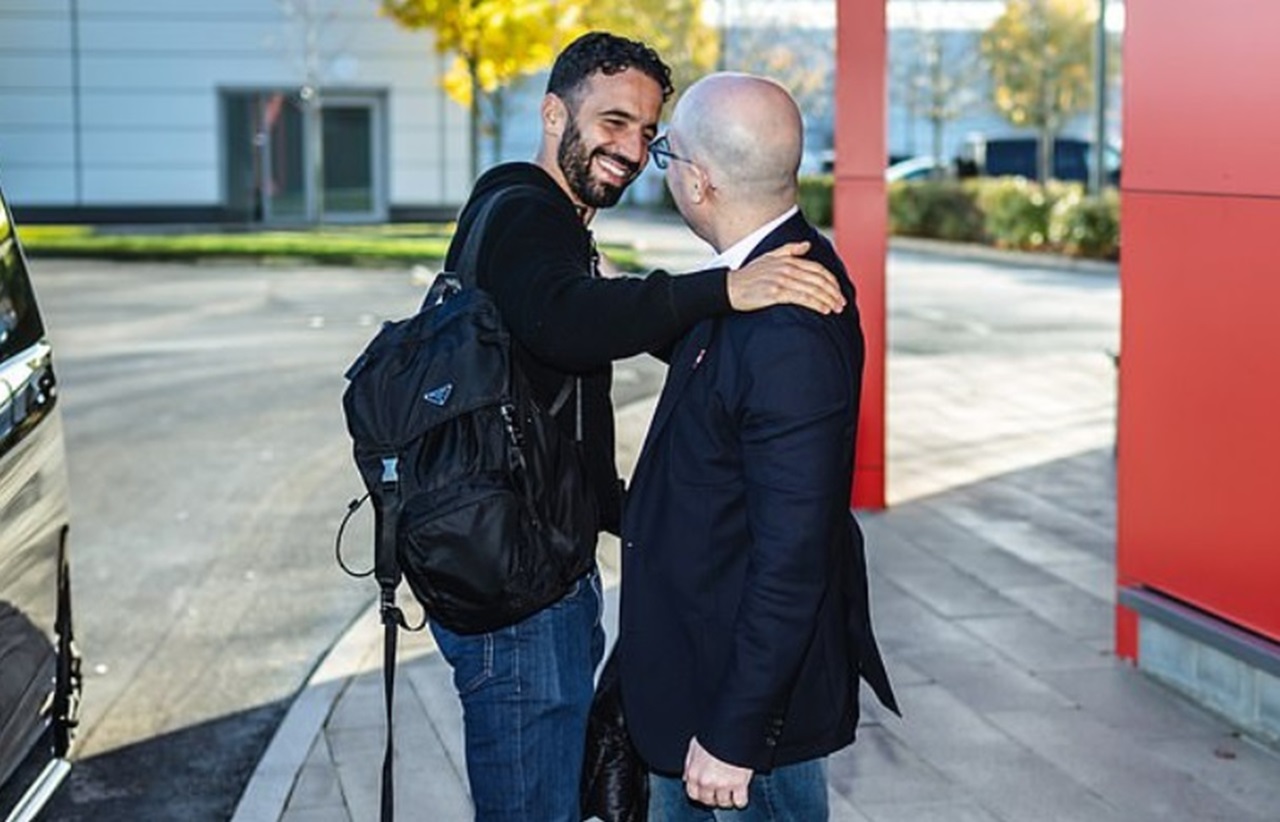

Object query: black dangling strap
[335,493,373,577]
[374,455,404,822]
[381,598,401,822]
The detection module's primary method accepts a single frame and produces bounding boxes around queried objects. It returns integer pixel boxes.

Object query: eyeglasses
[649,134,695,170]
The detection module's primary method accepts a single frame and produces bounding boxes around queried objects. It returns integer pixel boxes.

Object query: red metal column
[835,0,887,509]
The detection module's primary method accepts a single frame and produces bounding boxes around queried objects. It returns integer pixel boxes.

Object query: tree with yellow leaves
[380,0,585,181]
[380,0,717,183]
[980,0,1101,183]
[583,0,718,99]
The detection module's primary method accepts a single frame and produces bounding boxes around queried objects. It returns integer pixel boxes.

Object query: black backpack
[337,186,597,820]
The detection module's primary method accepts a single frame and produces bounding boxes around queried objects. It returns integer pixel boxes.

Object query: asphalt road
[23,239,1118,819]
[28,257,671,821]
[28,260,450,820]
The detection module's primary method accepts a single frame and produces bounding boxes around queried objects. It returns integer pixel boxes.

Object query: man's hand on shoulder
[727,241,846,315]
[683,736,753,809]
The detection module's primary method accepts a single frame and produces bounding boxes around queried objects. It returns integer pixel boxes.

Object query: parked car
[0,174,81,820]
[885,155,949,182]
[958,135,1121,184]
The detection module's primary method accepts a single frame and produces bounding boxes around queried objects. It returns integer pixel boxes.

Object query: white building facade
[0,0,471,223]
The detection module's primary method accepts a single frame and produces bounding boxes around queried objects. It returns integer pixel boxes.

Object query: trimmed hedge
[797,175,834,227]
[1049,186,1120,259]
[975,178,1070,250]
[888,180,985,242]
[796,174,1120,260]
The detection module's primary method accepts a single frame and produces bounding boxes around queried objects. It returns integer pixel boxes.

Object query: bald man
[617,74,898,821]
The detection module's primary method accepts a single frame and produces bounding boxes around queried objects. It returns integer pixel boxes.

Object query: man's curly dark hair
[546,31,674,108]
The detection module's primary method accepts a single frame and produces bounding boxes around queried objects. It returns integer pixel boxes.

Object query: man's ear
[542,93,568,138]
[689,165,712,205]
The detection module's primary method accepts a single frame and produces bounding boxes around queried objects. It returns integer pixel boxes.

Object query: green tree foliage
[980,0,1096,182]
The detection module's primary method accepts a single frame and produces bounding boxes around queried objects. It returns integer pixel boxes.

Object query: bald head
[670,73,804,204]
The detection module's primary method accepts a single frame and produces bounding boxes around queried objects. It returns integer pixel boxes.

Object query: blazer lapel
[631,212,814,484]
[631,319,715,483]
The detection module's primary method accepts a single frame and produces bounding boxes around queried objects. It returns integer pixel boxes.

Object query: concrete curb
[230,599,380,822]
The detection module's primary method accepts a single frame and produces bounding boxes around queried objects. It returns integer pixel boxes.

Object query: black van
[0,176,81,820]
[959,135,1121,184]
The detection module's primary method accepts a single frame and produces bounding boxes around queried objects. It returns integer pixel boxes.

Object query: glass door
[321,98,383,221]
[260,92,308,222]
[224,91,383,224]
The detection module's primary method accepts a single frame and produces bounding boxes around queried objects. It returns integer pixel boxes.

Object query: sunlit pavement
[234,209,1280,822]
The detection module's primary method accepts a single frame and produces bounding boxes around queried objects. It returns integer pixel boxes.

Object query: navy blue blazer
[618,211,897,775]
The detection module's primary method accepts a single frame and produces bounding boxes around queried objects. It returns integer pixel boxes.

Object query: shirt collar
[705,206,800,271]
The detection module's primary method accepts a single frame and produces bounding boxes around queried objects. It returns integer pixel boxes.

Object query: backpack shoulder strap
[453,183,580,435]
[452,183,566,289]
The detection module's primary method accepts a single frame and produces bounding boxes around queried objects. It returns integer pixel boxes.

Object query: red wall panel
[1120,0,1280,646]
[835,0,887,509]
[1125,0,1280,197]
[1119,193,1280,641]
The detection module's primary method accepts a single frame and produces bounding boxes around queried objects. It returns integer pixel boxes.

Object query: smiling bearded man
[428,32,849,822]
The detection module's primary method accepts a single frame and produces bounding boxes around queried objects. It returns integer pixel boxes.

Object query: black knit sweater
[443,162,730,534]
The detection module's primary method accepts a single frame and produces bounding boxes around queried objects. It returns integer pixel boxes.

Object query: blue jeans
[648,758,828,822]
[429,568,605,822]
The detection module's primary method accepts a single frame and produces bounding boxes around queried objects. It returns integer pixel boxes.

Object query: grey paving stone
[1144,731,1280,820]
[959,611,1114,673]
[874,657,931,689]
[324,676,389,732]
[280,807,352,822]
[939,752,1135,822]
[945,478,1114,562]
[866,580,997,659]
[899,653,1076,714]
[936,543,1065,594]
[331,752,379,822]
[286,737,344,811]
[1036,665,1231,741]
[986,708,1269,821]
[827,784,876,822]
[325,725,385,770]
[877,561,1025,620]
[403,652,469,784]
[929,502,1094,568]
[856,800,1005,822]
[864,541,952,590]
[1040,557,1115,601]
[828,723,966,807]
[864,505,1008,561]
[877,682,1030,760]
[1000,581,1114,642]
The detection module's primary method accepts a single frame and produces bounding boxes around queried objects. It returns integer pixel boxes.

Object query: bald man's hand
[684,737,753,810]
[726,242,846,315]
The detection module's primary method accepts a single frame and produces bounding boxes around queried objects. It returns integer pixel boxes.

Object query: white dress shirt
[705,206,800,271]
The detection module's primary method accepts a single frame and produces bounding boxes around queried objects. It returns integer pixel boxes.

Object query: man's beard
[558,116,638,209]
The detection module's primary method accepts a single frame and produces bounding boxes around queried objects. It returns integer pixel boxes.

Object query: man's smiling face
[556,68,663,209]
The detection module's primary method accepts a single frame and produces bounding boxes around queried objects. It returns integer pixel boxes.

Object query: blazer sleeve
[480,195,731,371]
[697,309,855,770]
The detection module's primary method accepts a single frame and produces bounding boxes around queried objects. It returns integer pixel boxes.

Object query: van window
[0,191,46,362]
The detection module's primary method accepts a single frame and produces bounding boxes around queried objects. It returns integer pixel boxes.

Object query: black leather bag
[581,646,648,822]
